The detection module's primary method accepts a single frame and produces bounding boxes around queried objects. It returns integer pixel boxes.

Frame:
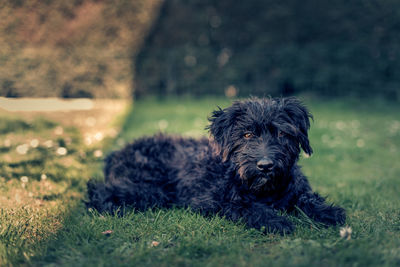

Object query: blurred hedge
[0,0,162,98]
[135,0,400,100]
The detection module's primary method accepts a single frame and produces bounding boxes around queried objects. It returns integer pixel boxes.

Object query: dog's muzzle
[256,157,274,173]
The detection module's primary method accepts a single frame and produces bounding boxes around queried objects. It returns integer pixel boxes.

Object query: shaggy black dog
[87,97,345,234]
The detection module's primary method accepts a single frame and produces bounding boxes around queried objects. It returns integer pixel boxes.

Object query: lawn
[0,113,105,265]
[2,96,400,266]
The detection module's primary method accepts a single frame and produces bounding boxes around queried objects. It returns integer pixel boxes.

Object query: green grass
[2,96,400,266]
[0,114,104,265]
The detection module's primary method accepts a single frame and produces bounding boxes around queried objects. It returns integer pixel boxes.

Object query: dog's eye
[244,133,253,139]
[278,130,285,138]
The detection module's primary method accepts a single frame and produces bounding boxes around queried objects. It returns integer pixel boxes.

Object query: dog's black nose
[257,158,274,172]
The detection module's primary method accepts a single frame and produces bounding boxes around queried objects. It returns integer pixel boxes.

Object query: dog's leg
[86,179,119,214]
[222,202,294,234]
[295,192,346,226]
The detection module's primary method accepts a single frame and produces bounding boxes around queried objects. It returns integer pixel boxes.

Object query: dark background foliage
[1,0,400,100]
[135,0,400,99]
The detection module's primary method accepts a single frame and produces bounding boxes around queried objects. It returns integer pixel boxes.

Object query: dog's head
[208,97,313,193]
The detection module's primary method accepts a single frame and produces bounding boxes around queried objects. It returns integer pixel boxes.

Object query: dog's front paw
[316,205,346,226]
[256,216,294,235]
[268,216,295,234]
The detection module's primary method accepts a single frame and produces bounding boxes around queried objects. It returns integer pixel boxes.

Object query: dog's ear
[207,102,242,161]
[281,97,313,155]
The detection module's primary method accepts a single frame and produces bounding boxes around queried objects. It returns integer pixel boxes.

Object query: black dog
[87,97,345,234]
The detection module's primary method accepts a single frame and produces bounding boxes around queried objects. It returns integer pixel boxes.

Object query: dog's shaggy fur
[87,97,345,233]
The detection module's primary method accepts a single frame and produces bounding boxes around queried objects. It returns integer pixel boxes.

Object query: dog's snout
[257,158,274,172]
